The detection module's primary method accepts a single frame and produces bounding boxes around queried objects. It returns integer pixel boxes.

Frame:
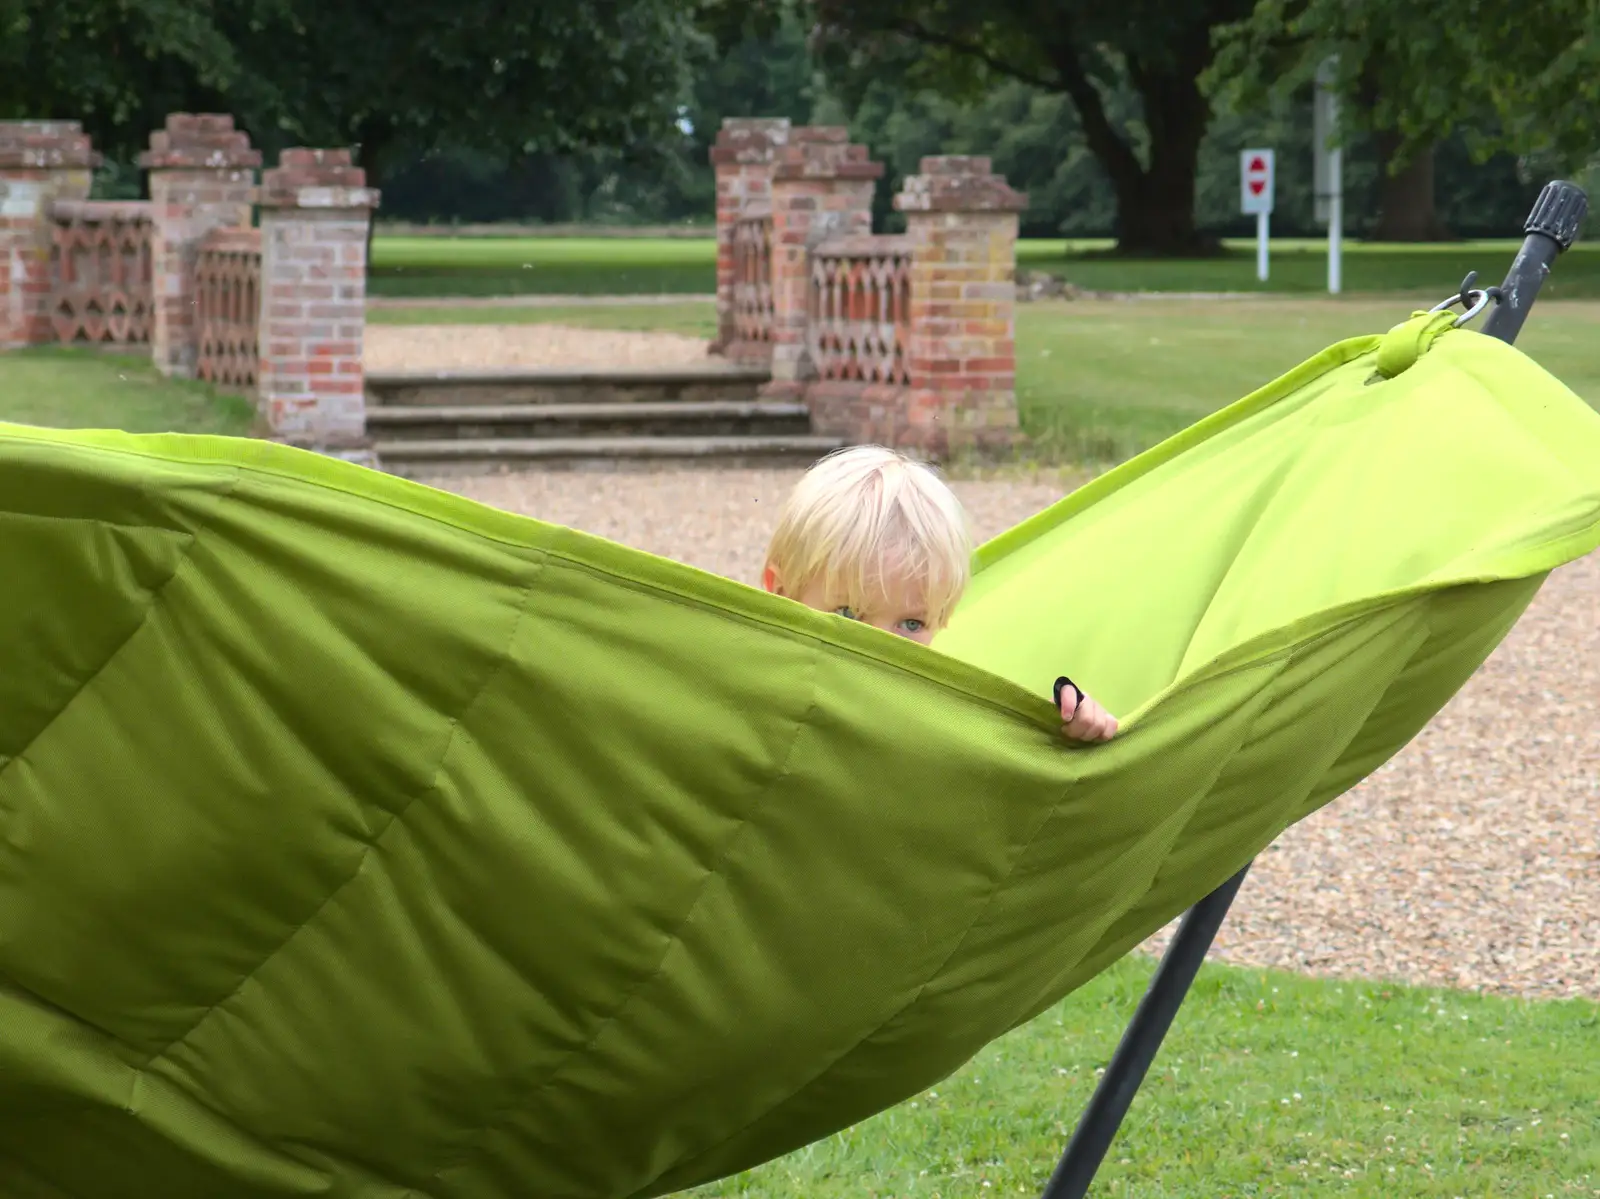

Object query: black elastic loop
[1053,676,1084,713]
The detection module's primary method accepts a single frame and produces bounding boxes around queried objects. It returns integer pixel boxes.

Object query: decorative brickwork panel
[808,235,912,385]
[711,118,789,354]
[731,211,775,353]
[761,130,881,396]
[0,120,96,347]
[140,114,260,377]
[47,201,154,345]
[803,154,1027,458]
[194,227,261,391]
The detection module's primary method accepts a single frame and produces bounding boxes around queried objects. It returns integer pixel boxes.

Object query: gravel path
[419,467,1599,1001]
[366,294,713,310]
[364,323,714,371]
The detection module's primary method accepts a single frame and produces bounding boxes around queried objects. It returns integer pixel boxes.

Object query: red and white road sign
[1240,148,1275,215]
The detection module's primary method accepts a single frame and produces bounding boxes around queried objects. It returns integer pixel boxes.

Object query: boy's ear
[762,565,781,595]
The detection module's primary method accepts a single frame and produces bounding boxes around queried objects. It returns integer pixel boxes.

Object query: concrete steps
[376,434,846,474]
[365,363,842,471]
[365,365,772,409]
[368,400,812,441]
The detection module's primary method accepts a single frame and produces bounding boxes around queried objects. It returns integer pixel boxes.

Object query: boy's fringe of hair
[763,445,973,630]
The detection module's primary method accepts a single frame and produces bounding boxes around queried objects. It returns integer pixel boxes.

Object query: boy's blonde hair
[764,445,973,630]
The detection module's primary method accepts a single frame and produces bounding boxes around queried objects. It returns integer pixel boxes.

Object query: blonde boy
[762,445,1117,742]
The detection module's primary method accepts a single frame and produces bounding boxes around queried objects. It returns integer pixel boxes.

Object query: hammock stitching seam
[407,644,825,1197]
[135,555,551,1074]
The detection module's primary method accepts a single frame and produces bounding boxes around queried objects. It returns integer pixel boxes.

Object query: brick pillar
[761,128,884,399]
[0,122,95,348]
[256,148,380,464]
[894,156,1027,456]
[709,118,789,356]
[138,114,261,377]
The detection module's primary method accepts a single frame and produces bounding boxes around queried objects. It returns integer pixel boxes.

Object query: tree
[0,0,710,199]
[1208,0,1600,241]
[243,1,709,200]
[1353,56,1454,242]
[763,0,1259,255]
[0,0,263,159]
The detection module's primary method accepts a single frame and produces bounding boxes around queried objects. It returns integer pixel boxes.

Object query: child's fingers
[1062,700,1097,740]
[1062,697,1119,742]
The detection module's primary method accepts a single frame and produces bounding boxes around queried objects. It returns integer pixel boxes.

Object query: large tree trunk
[353,124,394,271]
[1048,31,1221,255]
[1369,134,1453,241]
[1115,57,1217,255]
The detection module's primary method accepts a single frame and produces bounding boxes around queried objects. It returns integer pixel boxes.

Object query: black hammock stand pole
[1037,177,1590,1199]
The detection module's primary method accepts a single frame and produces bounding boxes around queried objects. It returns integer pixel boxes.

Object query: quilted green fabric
[1,317,1597,1199]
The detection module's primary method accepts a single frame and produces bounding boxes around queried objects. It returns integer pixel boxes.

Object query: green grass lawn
[0,348,256,435]
[1018,238,1600,299]
[370,236,716,297]
[1014,298,1600,463]
[687,955,1600,1198]
[368,234,1600,300]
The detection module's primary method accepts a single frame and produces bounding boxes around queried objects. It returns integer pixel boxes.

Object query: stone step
[366,400,811,441]
[376,434,846,474]
[365,365,771,408]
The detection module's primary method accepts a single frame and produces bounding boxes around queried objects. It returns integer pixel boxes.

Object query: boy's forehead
[825,574,931,612]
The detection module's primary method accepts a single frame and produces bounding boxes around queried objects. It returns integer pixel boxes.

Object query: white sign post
[1313,57,1344,294]
[1239,148,1275,282]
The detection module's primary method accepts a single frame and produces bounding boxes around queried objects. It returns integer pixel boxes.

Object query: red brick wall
[256,149,380,455]
[709,125,1028,459]
[711,119,791,355]
[139,114,261,377]
[892,157,1026,456]
[0,122,95,348]
[762,129,882,398]
[805,156,1027,458]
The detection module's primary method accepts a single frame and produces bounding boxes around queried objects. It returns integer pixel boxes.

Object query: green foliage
[805,76,1542,241]
[0,0,266,160]
[242,0,711,184]
[378,2,819,227]
[799,0,1262,252]
[1209,0,1600,171]
[0,0,710,186]
[811,80,1120,237]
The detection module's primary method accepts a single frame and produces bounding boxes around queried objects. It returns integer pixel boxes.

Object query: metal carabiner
[1429,270,1501,327]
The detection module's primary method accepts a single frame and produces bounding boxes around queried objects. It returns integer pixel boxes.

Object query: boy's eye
[833,606,859,621]
[899,618,925,633]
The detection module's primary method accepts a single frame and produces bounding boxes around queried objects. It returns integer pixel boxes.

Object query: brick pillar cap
[894,156,1027,213]
[137,112,262,170]
[791,126,850,145]
[259,148,380,209]
[0,120,99,170]
[772,137,884,182]
[711,117,792,165]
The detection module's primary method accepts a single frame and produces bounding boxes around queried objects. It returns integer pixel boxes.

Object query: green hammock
[1,312,1598,1199]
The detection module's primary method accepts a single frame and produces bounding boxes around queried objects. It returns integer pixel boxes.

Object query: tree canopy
[0,0,709,189]
[1210,0,1600,173]
[371,4,1546,245]
[795,0,1261,255]
[5,0,1591,253]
